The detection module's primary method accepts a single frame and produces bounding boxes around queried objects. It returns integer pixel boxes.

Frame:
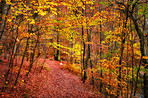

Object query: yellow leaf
[7,19,11,22]
[34,11,38,13]
[52,11,57,15]
[40,11,47,16]
[30,19,35,24]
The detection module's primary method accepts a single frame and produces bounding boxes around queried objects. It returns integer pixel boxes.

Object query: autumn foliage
[0,0,148,98]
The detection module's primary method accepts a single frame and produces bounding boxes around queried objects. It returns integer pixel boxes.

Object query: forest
[0,0,148,98]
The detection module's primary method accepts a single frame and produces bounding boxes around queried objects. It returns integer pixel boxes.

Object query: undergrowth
[62,63,81,75]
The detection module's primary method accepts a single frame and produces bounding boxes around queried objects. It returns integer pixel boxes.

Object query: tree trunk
[54,32,60,61]
[26,31,39,76]
[117,10,128,97]
[1,23,20,92]
[54,7,60,61]
[98,0,103,92]
[13,37,30,87]
[82,25,86,83]
[131,15,148,98]
[0,1,10,42]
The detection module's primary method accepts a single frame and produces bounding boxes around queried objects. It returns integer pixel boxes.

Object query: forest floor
[0,57,102,98]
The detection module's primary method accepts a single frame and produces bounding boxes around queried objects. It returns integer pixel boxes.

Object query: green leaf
[98,1,109,6]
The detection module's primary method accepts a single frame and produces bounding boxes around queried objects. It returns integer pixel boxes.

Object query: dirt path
[37,60,100,98]
[0,58,101,98]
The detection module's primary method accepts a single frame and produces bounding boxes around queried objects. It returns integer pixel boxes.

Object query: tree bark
[0,1,10,42]
[117,8,128,97]
[81,6,86,83]
[130,14,148,98]
[13,37,30,87]
[26,31,39,76]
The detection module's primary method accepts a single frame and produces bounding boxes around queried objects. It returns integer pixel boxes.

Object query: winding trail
[0,57,101,97]
[38,59,100,98]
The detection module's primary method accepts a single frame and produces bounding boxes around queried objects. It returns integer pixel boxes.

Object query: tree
[114,0,148,97]
[0,0,147,97]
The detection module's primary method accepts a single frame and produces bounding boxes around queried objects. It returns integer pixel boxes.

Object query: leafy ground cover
[0,57,102,98]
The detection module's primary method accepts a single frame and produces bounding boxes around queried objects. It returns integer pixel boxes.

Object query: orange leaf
[142,56,148,59]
